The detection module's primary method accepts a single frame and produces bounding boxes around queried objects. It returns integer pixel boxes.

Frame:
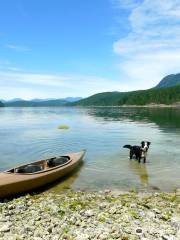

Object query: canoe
[0,150,86,198]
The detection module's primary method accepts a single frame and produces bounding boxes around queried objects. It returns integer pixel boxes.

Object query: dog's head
[141,141,151,152]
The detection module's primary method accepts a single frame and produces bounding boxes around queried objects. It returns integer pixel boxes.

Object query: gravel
[0,190,179,240]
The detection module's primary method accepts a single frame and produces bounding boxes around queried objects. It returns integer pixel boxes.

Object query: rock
[176,189,180,196]
[2,235,16,240]
[130,203,136,208]
[136,228,143,234]
[162,235,177,240]
[75,233,90,240]
[0,218,8,222]
[147,211,155,218]
[35,216,41,221]
[99,233,108,239]
[109,207,117,214]
[99,203,107,209]
[177,229,180,239]
[47,226,52,233]
[104,189,111,194]
[8,204,14,210]
[84,210,94,217]
[0,224,10,232]
[98,191,103,195]
[153,208,161,214]
[111,232,122,239]
[171,215,180,229]
[75,220,81,226]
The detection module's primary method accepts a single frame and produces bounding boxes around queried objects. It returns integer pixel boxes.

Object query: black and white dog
[123,141,151,163]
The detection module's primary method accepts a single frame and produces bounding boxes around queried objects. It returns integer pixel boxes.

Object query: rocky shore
[0,190,179,240]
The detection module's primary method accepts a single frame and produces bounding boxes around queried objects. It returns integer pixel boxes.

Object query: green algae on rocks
[57,125,70,130]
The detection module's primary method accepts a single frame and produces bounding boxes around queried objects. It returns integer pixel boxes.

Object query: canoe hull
[0,150,85,198]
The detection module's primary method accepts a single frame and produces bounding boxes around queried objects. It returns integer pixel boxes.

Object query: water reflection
[42,162,84,193]
[129,161,149,186]
[87,107,180,130]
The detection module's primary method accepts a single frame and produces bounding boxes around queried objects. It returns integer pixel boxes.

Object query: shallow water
[0,107,180,192]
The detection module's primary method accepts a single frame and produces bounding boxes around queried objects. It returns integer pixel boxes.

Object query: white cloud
[113,0,180,89]
[6,67,22,72]
[0,70,129,100]
[112,0,140,9]
[6,44,31,52]
[0,60,22,72]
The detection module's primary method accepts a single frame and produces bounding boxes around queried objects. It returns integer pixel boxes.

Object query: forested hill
[155,73,180,88]
[0,101,4,107]
[70,85,180,106]
[5,99,67,107]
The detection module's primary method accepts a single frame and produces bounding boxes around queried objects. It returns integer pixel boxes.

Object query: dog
[123,141,151,163]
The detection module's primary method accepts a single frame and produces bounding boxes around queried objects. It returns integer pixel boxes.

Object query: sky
[0,0,180,100]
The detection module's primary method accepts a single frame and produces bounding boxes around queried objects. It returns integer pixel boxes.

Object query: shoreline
[74,103,180,108]
[3,102,180,108]
[0,190,179,240]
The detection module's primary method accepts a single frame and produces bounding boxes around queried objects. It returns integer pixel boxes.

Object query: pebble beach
[0,190,179,240]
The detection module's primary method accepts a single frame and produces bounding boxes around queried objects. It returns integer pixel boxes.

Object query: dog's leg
[130,150,133,160]
[143,152,147,163]
[135,153,140,162]
[136,152,141,163]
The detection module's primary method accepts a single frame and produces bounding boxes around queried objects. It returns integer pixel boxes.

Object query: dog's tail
[123,144,132,149]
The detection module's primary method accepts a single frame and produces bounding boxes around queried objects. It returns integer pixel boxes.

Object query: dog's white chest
[141,150,147,158]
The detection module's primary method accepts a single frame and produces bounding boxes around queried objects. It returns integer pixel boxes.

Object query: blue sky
[0,0,180,99]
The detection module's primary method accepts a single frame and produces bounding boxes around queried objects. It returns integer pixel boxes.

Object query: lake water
[0,107,180,192]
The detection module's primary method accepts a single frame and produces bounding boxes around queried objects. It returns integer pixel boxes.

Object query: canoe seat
[47,156,70,167]
[15,164,44,173]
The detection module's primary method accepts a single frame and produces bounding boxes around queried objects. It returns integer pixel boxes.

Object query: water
[0,107,180,192]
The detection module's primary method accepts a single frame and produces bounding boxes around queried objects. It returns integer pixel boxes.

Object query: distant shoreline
[72,103,180,108]
[3,103,180,108]
[118,103,180,108]
[3,102,180,109]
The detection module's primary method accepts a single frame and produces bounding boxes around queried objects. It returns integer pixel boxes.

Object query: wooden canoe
[0,150,86,198]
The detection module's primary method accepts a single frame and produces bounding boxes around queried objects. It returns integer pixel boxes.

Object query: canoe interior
[6,155,71,175]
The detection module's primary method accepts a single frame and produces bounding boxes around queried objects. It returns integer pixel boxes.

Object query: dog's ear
[148,141,151,146]
[141,141,144,146]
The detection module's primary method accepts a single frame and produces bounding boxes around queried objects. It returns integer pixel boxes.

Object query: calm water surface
[0,107,180,192]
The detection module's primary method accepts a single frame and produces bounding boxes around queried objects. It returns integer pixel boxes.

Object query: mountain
[0,101,4,107]
[64,97,82,102]
[30,97,82,102]
[5,99,68,107]
[155,73,180,88]
[70,85,180,106]
[6,98,24,102]
[1,98,24,103]
[30,98,56,102]
[3,97,82,106]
